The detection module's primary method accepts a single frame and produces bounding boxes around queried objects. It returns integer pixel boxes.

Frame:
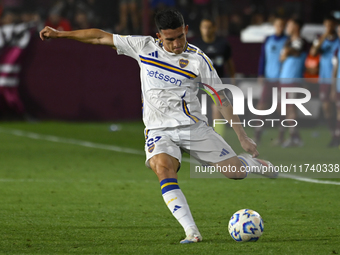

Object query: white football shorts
[144,121,236,169]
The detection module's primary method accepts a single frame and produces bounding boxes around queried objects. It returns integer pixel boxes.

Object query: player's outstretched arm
[214,91,259,158]
[39,26,116,49]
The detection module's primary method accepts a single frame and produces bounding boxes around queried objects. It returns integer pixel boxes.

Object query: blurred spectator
[0,8,32,119]
[303,53,319,80]
[45,3,72,31]
[279,17,308,147]
[229,13,243,36]
[212,0,232,37]
[61,0,79,23]
[116,0,140,34]
[21,7,43,31]
[188,0,212,36]
[310,15,339,146]
[255,16,288,144]
[193,17,235,79]
[331,25,340,147]
[73,8,92,29]
[267,13,277,24]
[251,12,265,25]
[82,0,102,27]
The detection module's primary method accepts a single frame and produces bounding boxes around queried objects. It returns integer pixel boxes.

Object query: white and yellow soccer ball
[228,209,264,242]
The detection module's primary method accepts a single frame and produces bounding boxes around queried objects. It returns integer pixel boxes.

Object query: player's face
[274,19,285,35]
[285,20,295,36]
[200,20,216,38]
[324,20,336,34]
[157,25,189,55]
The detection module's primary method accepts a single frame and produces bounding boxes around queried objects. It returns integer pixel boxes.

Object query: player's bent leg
[149,153,202,244]
[238,153,278,178]
[213,156,247,179]
[214,154,278,179]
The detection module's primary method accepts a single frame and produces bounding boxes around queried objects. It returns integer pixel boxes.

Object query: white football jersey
[113,34,223,130]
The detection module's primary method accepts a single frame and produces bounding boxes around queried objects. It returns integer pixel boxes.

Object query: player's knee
[150,155,177,178]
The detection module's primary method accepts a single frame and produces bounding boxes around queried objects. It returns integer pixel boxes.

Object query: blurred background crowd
[1,0,340,37]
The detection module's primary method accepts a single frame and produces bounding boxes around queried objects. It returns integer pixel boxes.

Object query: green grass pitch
[0,121,339,254]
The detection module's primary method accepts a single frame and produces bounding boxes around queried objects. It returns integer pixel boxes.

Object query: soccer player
[40,9,276,244]
[255,16,287,144]
[192,17,235,137]
[310,15,339,147]
[279,18,307,147]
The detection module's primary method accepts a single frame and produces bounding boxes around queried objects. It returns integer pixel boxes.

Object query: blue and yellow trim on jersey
[197,51,214,71]
[141,93,144,113]
[155,38,163,47]
[182,99,200,123]
[144,129,149,140]
[186,44,197,53]
[139,55,197,79]
[160,178,180,194]
[185,43,214,72]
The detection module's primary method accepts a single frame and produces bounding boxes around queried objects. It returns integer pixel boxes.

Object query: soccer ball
[228,209,264,242]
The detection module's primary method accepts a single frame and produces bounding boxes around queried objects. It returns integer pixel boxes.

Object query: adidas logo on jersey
[219,148,229,157]
[173,205,181,213]
[148,51,158,58]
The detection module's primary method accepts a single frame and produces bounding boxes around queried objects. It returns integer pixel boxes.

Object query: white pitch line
[1,127,340,186]
[280,173,340,185]
[0,128,144,156]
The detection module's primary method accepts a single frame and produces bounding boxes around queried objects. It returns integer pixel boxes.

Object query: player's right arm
[214,91,259,158]
[39,26,116,49]
[198,51,258,157]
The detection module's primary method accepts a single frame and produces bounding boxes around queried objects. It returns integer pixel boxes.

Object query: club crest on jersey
[148,144,155,153]
[179,59,189,68]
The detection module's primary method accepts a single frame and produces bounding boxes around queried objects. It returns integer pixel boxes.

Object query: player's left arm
[214,91,259,157]
[39,26,116,49]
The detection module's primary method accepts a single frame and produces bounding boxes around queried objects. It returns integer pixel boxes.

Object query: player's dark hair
[201,16,216,26]
[324,14,337,22]
[274,15,285,21]
[291,17,304,29]
[155,8,185,31]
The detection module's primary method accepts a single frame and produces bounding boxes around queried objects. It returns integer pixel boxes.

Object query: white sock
[160,178,197,234]
[237,154,253,176]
